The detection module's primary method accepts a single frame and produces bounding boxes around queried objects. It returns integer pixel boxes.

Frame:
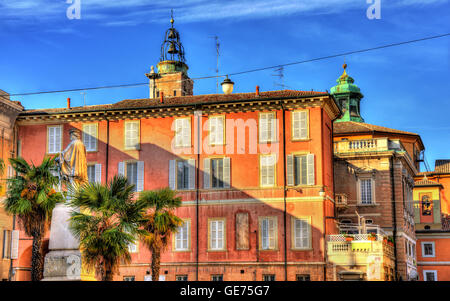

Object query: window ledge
[291,248,313,251]
[291,138,311,142]
[207,249,227,252]
[356,202,378,207]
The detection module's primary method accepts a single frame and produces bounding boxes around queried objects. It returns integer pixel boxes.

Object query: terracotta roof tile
[414,175,443,187]
[435,160,450,174]
[20,90,328,116]
[333,121,419,136]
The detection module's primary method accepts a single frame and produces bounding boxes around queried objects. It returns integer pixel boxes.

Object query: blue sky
[0,0,449,171]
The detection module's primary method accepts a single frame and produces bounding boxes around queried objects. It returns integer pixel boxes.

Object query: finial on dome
[343,63,347,70]
[170,9,174,25]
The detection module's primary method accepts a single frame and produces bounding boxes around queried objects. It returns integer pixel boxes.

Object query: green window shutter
[307,154,315,185]
[203,158,211,189]
[188,159,196,190]
[433,200,442,224]
[287,154,294,186]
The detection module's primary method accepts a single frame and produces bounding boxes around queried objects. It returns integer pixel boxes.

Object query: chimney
[67,98,71,109]
[160,91,164,104]
[255,85,260,97]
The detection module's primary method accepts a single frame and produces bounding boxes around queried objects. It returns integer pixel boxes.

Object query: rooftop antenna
[80,91,86,107]
[209,35,220,94]
[271,66,289,90]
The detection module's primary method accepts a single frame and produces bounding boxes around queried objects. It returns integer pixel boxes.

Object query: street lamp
[221,76,234,95]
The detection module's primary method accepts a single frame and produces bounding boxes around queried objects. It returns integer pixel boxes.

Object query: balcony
[327,224,396,280]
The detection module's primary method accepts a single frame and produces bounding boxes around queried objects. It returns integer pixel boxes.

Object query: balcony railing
[333,138,411,154]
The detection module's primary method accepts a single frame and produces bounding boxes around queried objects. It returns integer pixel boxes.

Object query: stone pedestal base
[42,249,96,281]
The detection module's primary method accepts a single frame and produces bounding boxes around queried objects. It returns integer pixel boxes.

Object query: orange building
[0,91,23,281]
[414,160,450,281]
[10,18,343,281]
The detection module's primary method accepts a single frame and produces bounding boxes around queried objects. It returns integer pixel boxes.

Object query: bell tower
[146,11,193,98]
[330,63,364,123]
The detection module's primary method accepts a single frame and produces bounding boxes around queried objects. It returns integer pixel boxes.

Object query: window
[211,275,223,281]
[423,270,437,281]
[263,274,276,281]
[127,162,138,190]
[208,116,225,145]
[124,121,140,150]
[87,164,102,184]
[174,220,190,251]
[421,195,432,216]
[83,123,98,152]
[422,242,435,257]
[118,161,144,192]
[260,217,277,250]
[169,160,195,190]
[292,218,311,249]
[296,274,310,281]
[359,178,374,204]
[174,90,177,96]
[287,154,315,186]
[203,158,230,189]
[235,212,250,250]
[128,239,138,253]
[123,276,135,281]
[174,118,191,147]
[176,275,188,281]
[47,125,62,154]
[260,154,276,187]
[291,111,308,140]
[2,230,11,259]
[259,112,277,143]
[209,219,225,251]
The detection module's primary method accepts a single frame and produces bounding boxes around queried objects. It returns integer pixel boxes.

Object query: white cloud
[0,0,448,26]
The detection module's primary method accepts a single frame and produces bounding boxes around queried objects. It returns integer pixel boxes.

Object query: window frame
[175,159,191,190]
[423,270,437,281]
[259,154,277,188]
[291,216,312,250]
[259,216,278,251]
[258,112,277,144]
[82,123,98,152]
[124,120,140,150]
[263,274,276,281]
[208,218,226,251]
[174,117,192,148]
[357,176,376,205]
[47,125,62,154]
[421,241,435,257]
[124,160,139,192]
[176,275,188,281]
[173,219,191,252]
[208,115,226,146]
[291,109,309,141]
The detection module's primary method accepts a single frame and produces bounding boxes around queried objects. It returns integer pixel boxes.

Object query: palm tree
[68,175,146,281]
[4,156,63,281]
[139,187,182,281]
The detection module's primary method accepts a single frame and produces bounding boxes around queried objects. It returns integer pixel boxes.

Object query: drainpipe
[195,109,201,281]
[390,156,399,280]
[321,109,327,281]
[105,114,110,183]
[280,103,288,281]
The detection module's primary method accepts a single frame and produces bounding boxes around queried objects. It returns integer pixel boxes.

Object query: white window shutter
[169,160,176,190]
[300,111,307,139]
[292,111,300,140]
[11,230,19,259]
[55,126,61,152]
[95,164,102,184]
[307,154,315,185]
[188,159,195,190]
[118,161,125,176]
[203,158,211,189]
[183,119,191,146]
[259,114,267,142]
[137,161,144,192]
[269,219,275,249]
[270,114,277,142]
[223,157,230,188]
[287,154,294,186]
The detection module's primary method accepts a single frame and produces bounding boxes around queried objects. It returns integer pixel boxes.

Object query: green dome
[331,64,364,123]
[330,64,361,94]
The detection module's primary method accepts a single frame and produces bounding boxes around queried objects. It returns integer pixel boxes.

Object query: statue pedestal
[42,203,96,281]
